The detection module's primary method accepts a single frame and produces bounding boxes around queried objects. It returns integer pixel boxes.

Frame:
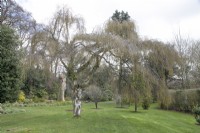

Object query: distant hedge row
[165,89,200,112]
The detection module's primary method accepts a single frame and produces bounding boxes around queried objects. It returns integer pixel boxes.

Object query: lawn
[0,102,199,133]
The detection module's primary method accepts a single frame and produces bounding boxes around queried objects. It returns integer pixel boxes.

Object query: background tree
[105,10,138,107]
[127,53,152,112]
[90,65,114,101]
[173,33,192,89]
[131,70,145,112]
[142,39,179,108]
[21,67,60,101]
[191,40,200,87]
[0,0,50,102]
[58,74,66,101]
[0,25,21,103]
[85,85,103,109]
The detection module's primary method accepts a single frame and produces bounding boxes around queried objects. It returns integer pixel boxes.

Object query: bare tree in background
[190,40,200,87]
[86,85,103,109]
[173,32,192,89]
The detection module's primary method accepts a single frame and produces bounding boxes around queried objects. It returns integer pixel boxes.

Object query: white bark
[74,98,81,116]
[73,88,82,117]
[59,74,66,101]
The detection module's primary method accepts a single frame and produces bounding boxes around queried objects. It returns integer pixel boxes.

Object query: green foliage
[131,70,146,111]
[158,86,171,110]
[22,68,60,100]
[142,96,151,110]
[1,108,26,114]
[143,40,179,88]
[35,89,48,99]
[18,91,25,103]
[106,10,137,40]
[0,25,21,103]
[132,71,145,91]
[193,106,200,124]
[0,100,71,109]
[168,89,200,112]
[102,89,113,101]
[111,10,130,23]
[23,99,33,104]
[89,66,113,101]
[32,97,45,103]
[0,105,4,114]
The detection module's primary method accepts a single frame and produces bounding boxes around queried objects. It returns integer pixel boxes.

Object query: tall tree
[0,25,21,103]
[0,0,44,95]
[0,0,37,44]
[33,7,111,116]
[131,68,145,112]
[143,39,179,108]
[105,10,138,107]
[173,33,192,89]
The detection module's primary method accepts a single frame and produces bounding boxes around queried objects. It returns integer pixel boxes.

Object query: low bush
[24,99,33,104]
[142,97,151,110]
[3,108,26,114]
[193,106,200,124]
[33,97,45,103]
[0,100,72,108]
[0,104,26,115]
[0,106,4,114]
[168,89,200,112]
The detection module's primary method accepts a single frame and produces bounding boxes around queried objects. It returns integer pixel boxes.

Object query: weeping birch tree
[38,7,120,116]
[105,10,138,107]
[142,40,179,109]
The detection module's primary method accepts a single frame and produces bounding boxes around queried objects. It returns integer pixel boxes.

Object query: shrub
[193,106,200,124]
[142,97,151,110]
[32,97,45,103]
[85,85,103,109]
[3,108,26,114]
[35,89,48,99]
[102,89,113,101]
[0,106,4,114]
[169,90,200,112]
[159,90,171,110]
[24,99,33,104]
[18,91,25,103]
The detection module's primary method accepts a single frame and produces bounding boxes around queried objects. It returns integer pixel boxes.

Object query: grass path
[0,102,199,133]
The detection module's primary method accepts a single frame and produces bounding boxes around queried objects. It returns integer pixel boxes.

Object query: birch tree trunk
[59,74,66,101]
[73,87,82,117]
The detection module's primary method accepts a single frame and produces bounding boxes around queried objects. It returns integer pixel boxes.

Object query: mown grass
[0,102,199,133]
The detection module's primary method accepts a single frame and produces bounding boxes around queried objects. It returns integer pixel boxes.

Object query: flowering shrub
[18,91,25,103]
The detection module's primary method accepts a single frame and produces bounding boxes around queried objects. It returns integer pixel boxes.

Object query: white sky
[16,0,200,42]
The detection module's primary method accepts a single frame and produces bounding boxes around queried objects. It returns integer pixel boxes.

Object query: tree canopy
[0,25,21,103]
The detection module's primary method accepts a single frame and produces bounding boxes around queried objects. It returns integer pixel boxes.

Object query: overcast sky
[16,0,200,42]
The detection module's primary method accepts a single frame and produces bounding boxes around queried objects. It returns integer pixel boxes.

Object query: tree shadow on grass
[115,107,129,109]
[117,108,147,114]
[129,110,145,113]
[65,109,73,112]
[90,108,102,110]
[6,128,32,132]
[195,123,200,126]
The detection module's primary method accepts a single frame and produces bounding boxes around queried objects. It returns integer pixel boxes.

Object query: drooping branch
[60,57,69,70]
